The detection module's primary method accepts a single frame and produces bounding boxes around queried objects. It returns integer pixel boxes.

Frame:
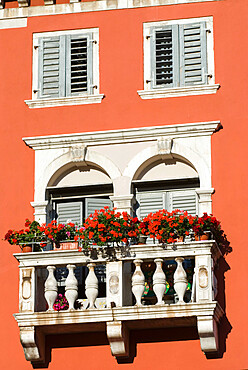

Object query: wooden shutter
[85,198,113,218]
[66,34,91,96]
[38,36,64,98]
[38,32,93,99]
[179,22,207,86]
[151,25,179,88]
[170,190,197,215]
[57,201,82,225]
[136,192,164,219]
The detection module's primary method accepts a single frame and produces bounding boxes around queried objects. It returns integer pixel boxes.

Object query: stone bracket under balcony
[14,301,223,365]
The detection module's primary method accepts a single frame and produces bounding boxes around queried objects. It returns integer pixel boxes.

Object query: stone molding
[23,121,220,150]
[25,94,104,109]
[138,84,220,99]
[0,0,222,18]
[14,241,222,267]
[15,301,223,360]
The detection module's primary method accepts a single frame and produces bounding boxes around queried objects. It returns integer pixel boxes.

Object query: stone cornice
[0,0,222,20]
[23,121,221,150]
[14,240,222,267]
[14,301,223,327]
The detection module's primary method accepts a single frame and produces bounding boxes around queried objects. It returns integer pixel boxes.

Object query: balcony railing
[14,240,223,366]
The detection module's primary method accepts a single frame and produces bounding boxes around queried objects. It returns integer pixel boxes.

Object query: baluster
[131,259,145,306]
[174,257,188,304]
[153,258,166,305]
[65,264,78,310]
[85,263,98,309]
[44,266,58,311]
[191,268,196,302]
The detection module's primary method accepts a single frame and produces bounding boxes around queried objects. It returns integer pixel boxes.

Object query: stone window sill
[25,94,105,109]
[137,84,220,99]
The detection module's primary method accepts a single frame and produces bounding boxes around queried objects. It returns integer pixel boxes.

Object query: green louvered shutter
[57,201,82,226]
[170,190,197,215]
[38,36,64,99]
[136,192,165,219]
[151,25,179,88]
[38,33,93,99]
[85,198,113,218]
[66,34,92,96]
[179,22,207,86]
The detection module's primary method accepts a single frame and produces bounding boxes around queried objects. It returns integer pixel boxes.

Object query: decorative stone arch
[124,140,210,187]
[32,148,121,222]
[123,139,214,215]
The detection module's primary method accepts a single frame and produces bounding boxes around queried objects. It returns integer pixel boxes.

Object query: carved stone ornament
[157,137,173,159]
[109,273,119,295]
[20,326,45,363]
[106,321,129,358]
[70,145,87,162]
[22,269,32,300]
[199,267,209,289]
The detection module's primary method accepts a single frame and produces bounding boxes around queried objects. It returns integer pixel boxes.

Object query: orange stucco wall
[0,0,248,368]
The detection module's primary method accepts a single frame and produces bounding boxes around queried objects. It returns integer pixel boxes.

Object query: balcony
[14,240,223,367]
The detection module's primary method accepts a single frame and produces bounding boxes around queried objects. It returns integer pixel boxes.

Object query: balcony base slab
[14,301,223,363]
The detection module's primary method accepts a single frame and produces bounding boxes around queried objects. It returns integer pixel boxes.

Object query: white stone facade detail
[23,121,220,218]
[138,84,220,99]
[141,17,217,98]
[0,0,222,18]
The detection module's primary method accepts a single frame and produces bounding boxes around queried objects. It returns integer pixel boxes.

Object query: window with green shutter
[38,33,93,99]
[150,21,207,89]
[139,17,219,99]
[27,28,103,108]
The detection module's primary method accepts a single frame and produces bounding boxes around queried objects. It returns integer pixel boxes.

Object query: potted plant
[4,219,47,252]
[38,221,80,249]
[193,213,221,240]
[81,207,139,249]
[53,294,69,311]
[140,210,196,244]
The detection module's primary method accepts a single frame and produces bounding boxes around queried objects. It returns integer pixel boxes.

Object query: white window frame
[138,17,220,99]
[25,28,104,108]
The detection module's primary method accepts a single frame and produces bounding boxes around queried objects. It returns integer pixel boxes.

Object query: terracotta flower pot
[138,235,147,245]
[195,233,209,241]
[53,242,79,250]
[22,246,32,253]
[176,236,184,242]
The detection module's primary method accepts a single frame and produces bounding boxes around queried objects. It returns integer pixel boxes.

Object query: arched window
[46,165,113,224]
[132,157,200,218]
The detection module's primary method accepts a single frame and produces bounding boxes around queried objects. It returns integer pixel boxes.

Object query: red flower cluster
[82,207,139,246]
[193,213,221,237]
[4,211,226,251]
[38,220,79,246]
[140,209,195,244]
[4,219,46,250]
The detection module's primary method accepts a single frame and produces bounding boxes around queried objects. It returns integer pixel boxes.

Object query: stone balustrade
[13,240,224,366]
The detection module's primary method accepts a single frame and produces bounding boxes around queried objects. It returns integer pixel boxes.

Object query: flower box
[53,242,79,251]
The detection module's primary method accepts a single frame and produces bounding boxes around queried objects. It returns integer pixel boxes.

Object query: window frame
[138,16,219,99]
[25,28,104,108]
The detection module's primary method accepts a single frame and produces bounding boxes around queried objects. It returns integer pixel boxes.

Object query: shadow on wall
[206,256,232,360]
